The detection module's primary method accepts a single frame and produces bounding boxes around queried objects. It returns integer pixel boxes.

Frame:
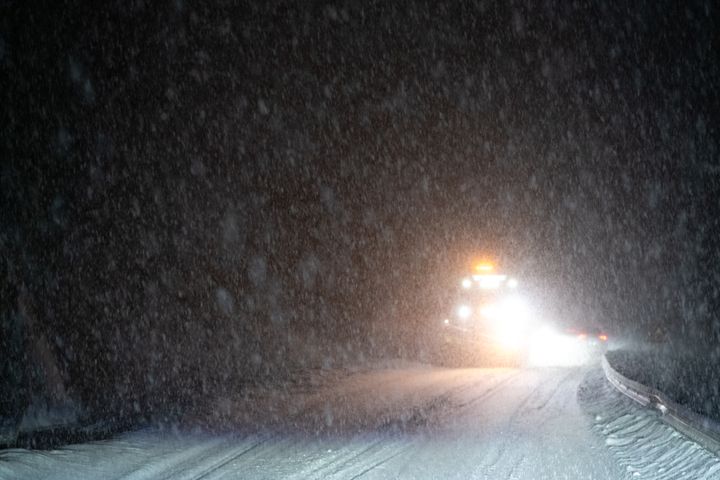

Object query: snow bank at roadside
[579,367,720,479]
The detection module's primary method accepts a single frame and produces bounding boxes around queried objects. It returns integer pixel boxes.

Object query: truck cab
[439,263,531,366]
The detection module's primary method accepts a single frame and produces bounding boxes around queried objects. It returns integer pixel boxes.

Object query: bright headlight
[527,326,589,367]
[495,326,523,350]
[488,296,532,350]
[499,296,529,324]
[457,304,472,319]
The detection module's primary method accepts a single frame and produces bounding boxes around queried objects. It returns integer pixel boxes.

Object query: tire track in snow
[345,447,409,480]
[187,435,271,480]
[480,369,576,474]
[279,373,407,433]
[372,369,522,433]
[288,370,518,478]
[505,367,576,427]
[302,438,386,478]
[113,436,229,480]
[520,370,575,416]
[110,434,271,480]
[453,369,524,411]
[0,367,631,480]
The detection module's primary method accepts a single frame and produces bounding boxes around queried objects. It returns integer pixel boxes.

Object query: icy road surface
[2,364,714,479]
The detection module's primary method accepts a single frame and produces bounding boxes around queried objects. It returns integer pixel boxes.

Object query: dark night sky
[2,0,720,413]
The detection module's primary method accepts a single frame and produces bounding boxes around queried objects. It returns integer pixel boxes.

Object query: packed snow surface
[579,367,720,479]
[1,364,717,479]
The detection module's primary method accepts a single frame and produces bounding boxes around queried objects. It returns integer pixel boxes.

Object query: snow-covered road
[1,364,709,479]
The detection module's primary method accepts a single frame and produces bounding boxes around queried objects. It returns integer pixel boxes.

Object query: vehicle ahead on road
[565,326,610,353]
[438,262,533,367]
[525,324,609,367]
[437,262,610,367]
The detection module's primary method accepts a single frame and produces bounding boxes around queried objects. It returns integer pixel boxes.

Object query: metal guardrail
[602,354,720,457]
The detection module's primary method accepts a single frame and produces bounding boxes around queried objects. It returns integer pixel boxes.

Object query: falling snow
[1,1,719,478]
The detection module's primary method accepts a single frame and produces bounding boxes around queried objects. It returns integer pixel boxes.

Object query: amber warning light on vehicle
[474,262,494,273]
